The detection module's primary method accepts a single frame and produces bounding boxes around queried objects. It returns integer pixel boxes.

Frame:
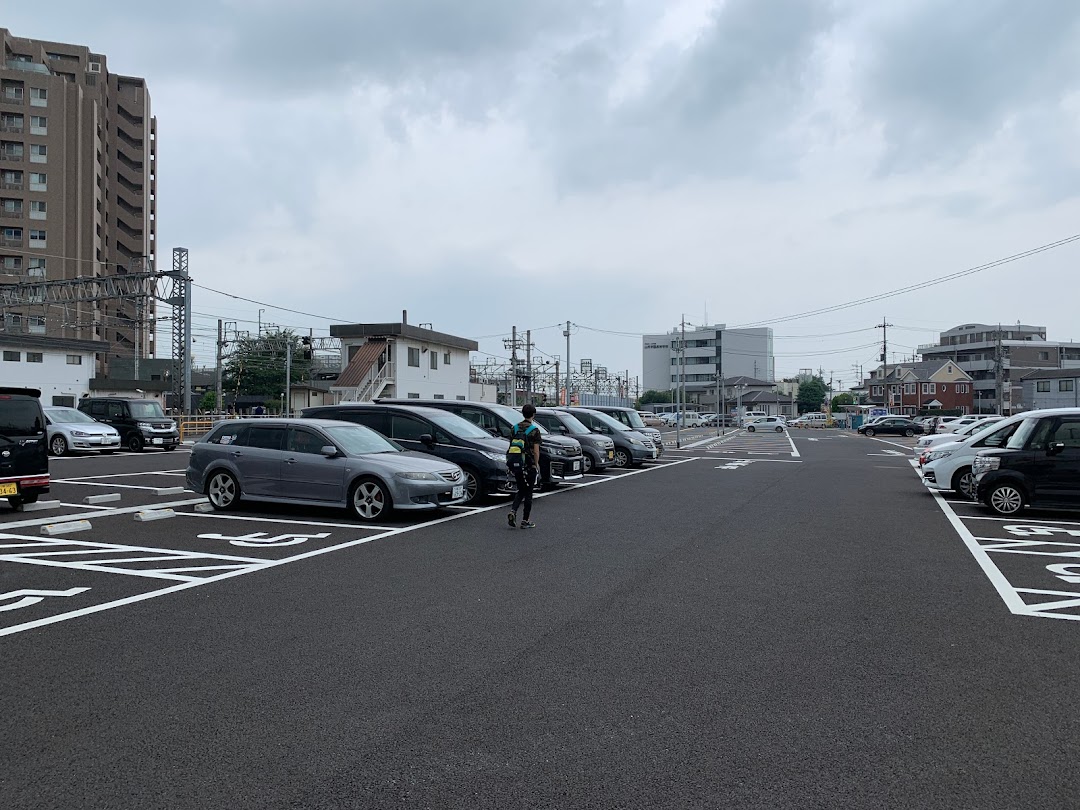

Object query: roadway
[2,429,1079,808]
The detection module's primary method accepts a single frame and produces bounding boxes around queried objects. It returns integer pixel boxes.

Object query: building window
[0,198,21,214]
[1,169,22,189]
[66,354,82,365]
[957,384,969,394]
[872,385,882,396]
[28,228,45,247]
[30,87,47,107]
[52,395,74,407]
[1,226,21,244]
[407,392,420,398]
[29,200,45,220]
[443,352,451,365]
[1061,380,1075,393]
[29,144,46,163]
[904,383,916,394]
[407,347,420,367]
[29,172,45,191]
[922,383,935,394]
[433,394,444,399]
[29,116,46,135]
[429,351,437,370]
[26,351,42,363]
[456,395,466,400]
[1037,381,1050,392]
[2,350,19,361]
[1,255,21,271]
[27,257,44,277]
[1038,351,1050,361]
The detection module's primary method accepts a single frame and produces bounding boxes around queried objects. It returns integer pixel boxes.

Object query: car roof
[307,403,451,419]
[215,418,360,428]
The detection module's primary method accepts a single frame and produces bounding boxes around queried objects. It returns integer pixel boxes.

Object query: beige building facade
[1,27,156,370]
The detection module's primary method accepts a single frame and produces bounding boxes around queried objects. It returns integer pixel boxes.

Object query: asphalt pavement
[2,430,1079,808]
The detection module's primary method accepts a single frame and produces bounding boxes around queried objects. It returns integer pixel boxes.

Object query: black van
[0,387,50,510]
[77,397,180,452]
[379,399,585,487]
[300,403,514,504]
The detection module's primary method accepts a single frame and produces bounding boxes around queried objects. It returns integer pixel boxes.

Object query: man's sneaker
[507,511,516,528]
[520,520,536,529]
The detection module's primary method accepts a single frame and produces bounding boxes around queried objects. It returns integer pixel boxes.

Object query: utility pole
[285,341,292,417]
[510,326,518,407]
[216,319,224,414]
[554,360,560,405]
[877,318,893,413]
[681,317,687,420]
[995,323,1005,415]
[525,329,532,406]
[564,321,571,406]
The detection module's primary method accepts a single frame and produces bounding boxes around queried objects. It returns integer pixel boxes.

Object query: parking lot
[6,427,1080,808]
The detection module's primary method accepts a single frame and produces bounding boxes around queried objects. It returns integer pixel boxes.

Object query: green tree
[639,389,672,405]
[830,392,854,410]
[797,376,827,414]
[223,329,313,400]
[198,391,218,412]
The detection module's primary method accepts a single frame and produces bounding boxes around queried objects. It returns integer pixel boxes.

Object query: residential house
[864,360,975,416]
[0,333,104,406]
[330,313,477,402]
[1020,368,1080,411]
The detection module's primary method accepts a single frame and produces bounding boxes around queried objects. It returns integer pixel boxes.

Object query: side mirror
[419,433,435,446]
[1048,441,1066,456]
[320,445,339,457]
[559,425,569,434]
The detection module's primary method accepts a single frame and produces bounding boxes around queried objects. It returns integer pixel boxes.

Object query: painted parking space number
[197,531,331,547]
[0,587,91,612]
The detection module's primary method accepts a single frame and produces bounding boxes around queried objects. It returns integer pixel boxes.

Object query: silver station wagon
[186,418,468,521]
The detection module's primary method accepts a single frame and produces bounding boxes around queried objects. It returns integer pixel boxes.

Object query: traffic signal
[301,336,312,360]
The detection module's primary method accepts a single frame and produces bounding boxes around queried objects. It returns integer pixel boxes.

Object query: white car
[921,412,1044,499]
[746,415,787,433]
[43,406,122,456]
[678,412,706,428]
[914,417,1004,456]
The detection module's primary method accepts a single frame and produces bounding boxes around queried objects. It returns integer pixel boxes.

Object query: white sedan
[746,415,787,433]
[914,417,1003,458]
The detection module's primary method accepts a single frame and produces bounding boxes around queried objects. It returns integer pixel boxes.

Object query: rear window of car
[207,423,249,446]
[0,398,45,435]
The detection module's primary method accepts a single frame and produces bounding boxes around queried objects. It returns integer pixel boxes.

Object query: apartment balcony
[0,180,22,191]
[0,153,24,162]
[1,236,23,247]
[0,95,25,107]
[0,209,23,219]
[0,123,23,134]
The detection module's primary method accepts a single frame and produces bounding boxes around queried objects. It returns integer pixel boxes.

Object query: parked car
[300,403,514,504]
[532,408,615,473]
[77,396,180,452]
[920,412,1038,499]
[561,407,657,468]
[380,399,584,487]
[857,417,923,437]
[677,412,706,428]
[187,418,468,521]
[636,411,665,428]
[739,411,768,427]
[588,405,665,456]
[914,417,1004,460]
[973,410,1080,515]
[929,416,963,434]
[0,386,49,510]
[746,415,787,433]
[44,406,121,456]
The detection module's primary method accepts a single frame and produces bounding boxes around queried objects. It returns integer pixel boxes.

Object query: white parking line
[178,512,393,531]
[0,498,206,530]
[53,470,187,481]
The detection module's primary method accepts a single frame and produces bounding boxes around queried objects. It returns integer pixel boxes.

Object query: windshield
[959,419,997,436]
[324,424,400,455]
[489,404,549,434]
[555,413,591,435]
[45,407,96,424]
[1005,418,1041,450]
[130,401,166,419]
[427,410,495,440]
[621,410,647,429]
[585,409,632,432]
[0,398,45,436]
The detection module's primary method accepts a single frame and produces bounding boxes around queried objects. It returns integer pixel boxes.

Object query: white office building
[642,324,774,405]
[0,334,103,406]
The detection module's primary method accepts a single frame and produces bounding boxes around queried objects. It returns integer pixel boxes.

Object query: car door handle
[231,451,243,458]
[284,457,298,464]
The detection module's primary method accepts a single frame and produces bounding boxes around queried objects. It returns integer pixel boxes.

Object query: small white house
[330,315,478,402]
[0,334,105,406]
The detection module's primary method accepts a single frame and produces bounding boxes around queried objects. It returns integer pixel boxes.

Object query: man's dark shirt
[513,420,541,469]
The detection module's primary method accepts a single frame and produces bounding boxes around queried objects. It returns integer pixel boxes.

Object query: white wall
[0,347,94,405]
[392,339,472,399]
[468,382,498,402]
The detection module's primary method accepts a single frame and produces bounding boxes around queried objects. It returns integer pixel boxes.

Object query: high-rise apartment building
[0,28,156,367]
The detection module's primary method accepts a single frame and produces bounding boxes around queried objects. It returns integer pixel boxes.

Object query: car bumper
[0,474,50,499]
[141,430,180,447]
[547,457,585,481]
[70,435,122,450]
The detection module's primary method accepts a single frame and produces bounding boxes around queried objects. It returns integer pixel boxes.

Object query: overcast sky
[9,0,1080,388]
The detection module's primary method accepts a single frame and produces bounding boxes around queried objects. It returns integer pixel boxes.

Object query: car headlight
[481,451,507,462]
[926,450,953,462]
[972,456,1000,474]
[72,430,91,437]
[628,437,642,445]
[395,472,441,481]
[137,421,153,431]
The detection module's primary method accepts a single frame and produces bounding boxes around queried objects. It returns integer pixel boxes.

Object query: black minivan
[300,403,514,504]
[0,387,50,510]
[77,397,180,452]
[380,399,585,487]
[973,409,1080,516]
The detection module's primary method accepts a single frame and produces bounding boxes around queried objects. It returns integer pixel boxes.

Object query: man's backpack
[506,421,538,471]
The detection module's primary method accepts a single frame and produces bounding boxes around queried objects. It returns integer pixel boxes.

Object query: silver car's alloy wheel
[351,479,390,520]
[989,484,1024,515]
[207,471,239,510]
[50,435,68,456]
[613,448,631,468]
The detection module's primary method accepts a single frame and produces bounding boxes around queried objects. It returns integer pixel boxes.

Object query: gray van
[587,405,665,457]
[532,407,616,473]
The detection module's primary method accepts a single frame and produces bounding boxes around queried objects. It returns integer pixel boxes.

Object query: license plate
[452,485,464,498]
[572,461,579,471]
[651,450,658,459]
[0,482,17,496]
[607,451,614,459]
[152,438,163,445]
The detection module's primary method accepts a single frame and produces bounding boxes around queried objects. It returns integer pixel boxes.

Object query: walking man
[507,403,542,529]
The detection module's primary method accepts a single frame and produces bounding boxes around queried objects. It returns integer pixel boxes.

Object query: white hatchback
[745,416,787,433]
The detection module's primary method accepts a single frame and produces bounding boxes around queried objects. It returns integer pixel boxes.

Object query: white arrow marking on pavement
[0,587,91,612]
[197,531,332,547]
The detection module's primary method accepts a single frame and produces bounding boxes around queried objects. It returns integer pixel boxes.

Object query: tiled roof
[1021,367,1080,380]
[334,339,386,388]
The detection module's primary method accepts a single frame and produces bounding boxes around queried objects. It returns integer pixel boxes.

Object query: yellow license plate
[0,482,17,496]
[607,451,614,459]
